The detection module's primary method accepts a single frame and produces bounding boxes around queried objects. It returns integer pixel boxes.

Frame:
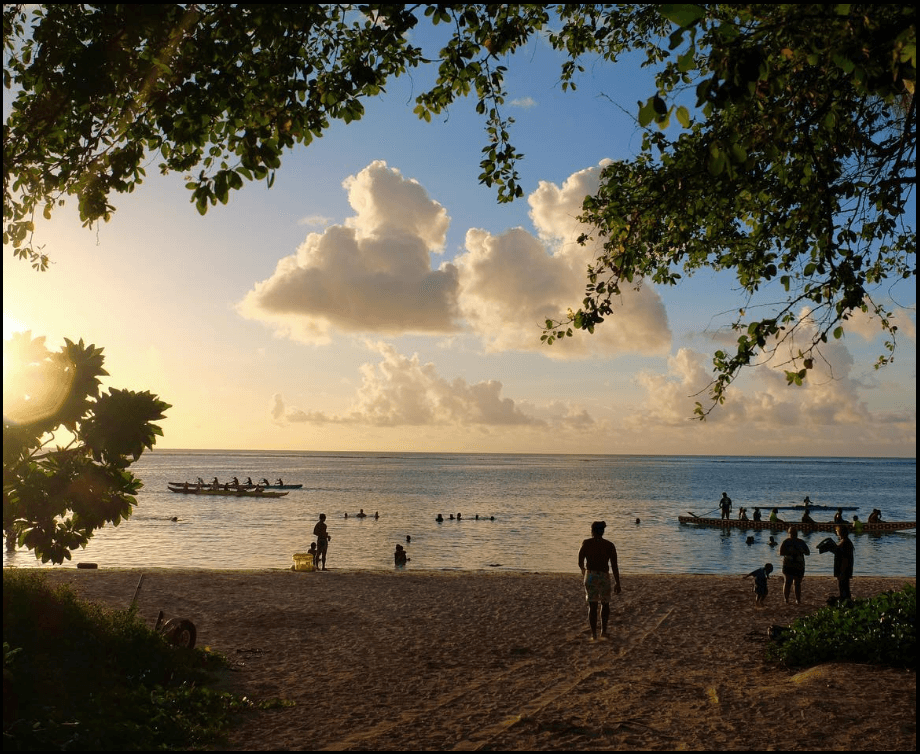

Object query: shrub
[766,584,916,668]
[3,570,235,750]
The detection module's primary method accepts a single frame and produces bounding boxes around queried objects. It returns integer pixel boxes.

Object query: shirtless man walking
[578,521,622,641]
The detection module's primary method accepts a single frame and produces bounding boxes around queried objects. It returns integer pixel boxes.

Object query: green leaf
[659,5,707,28]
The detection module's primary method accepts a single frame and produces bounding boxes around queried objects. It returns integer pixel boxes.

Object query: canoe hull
[168,481,302,490]
[167,486,288,498]
[678,516,915,533]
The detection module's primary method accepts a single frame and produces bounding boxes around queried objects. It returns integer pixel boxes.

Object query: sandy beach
[35,568,915,751]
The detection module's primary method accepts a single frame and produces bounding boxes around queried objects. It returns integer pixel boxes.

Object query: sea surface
[3,452,916,577]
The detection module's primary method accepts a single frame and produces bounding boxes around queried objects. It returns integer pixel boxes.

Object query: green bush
[767,584,916,668]
[2,570,237,750]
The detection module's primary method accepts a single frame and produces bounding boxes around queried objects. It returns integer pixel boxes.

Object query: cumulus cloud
[840,302,916,342]
[455,162,672,357]
[241,159,671,357]
[239,161,460,343]
[629,311,875,431]
[272,344,550,427]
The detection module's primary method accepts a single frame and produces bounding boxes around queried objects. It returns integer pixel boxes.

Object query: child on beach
[394,544,410,567]
[744,563,773,607]
[308,542,318,569]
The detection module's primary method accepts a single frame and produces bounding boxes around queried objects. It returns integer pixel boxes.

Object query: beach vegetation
[3,5,915,413]
[2,570,237,750]
[3,332,170,564]
[767,584,916,668]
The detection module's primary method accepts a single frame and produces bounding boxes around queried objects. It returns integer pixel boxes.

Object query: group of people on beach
[303,491,859,641]
[745,523,855,607]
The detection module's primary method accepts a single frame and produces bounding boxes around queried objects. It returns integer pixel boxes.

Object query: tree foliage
[3,332,170,564]
[3,4,916,412]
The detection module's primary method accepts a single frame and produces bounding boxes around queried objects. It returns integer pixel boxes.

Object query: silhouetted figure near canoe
[739,508,748,521]
[457,512,462,520]
[833,508,845,524]
[313,513,330,571]
[852,515,864,534]
[436,514,444,523]
[834,525,854,601]
[231,477,240,488]
[276,478,284,486]
[719,492,732,520]
[245,477,254,487]
[769,508,783,524]
[406,535,411,544]
[577,520,621,641]
[356,509,367,518]
[780,527,810,604]
[867,509,883,523]
[801,508,816,524]
[260,478,271,487]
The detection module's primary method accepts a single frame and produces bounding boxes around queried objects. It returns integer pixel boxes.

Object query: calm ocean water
[3,452,916,577]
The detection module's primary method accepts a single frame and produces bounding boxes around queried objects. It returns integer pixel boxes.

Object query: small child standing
[308,542,318,569]
[744,562,773,607]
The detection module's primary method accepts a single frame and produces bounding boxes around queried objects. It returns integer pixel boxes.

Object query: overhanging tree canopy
[3,4,915,413]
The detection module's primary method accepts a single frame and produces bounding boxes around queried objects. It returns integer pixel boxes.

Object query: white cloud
[242,159,671,357]
[629,312,876,432]
[297,214,333,227]
[455,161,671,357]
[238,161,460,343]
[510,96,537,108]
[272,344,545,427]
[841,302,916,342]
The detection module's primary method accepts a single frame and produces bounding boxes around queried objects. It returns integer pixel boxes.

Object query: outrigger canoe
[168,481,303,490]
[167,485,288,498]
[678,514,914,533]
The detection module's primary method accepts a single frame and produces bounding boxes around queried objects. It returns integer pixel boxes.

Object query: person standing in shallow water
[577,521,621,641]
[313,513,330,571]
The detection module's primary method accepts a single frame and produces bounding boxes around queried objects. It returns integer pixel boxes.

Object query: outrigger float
[678,513,915,533]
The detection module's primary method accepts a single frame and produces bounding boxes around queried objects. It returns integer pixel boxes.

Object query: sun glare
[3,313,27,341]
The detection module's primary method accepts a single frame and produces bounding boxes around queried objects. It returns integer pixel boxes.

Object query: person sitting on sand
[744,562,773,607]
[394,544,409,567]
[577,521,622,641]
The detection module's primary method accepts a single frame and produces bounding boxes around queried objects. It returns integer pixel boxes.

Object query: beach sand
[36,569,915,751]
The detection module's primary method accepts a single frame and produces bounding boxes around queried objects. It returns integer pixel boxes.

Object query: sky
[2,22,916,457]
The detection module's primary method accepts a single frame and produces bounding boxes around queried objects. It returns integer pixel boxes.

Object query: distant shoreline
[144,447,918,460]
